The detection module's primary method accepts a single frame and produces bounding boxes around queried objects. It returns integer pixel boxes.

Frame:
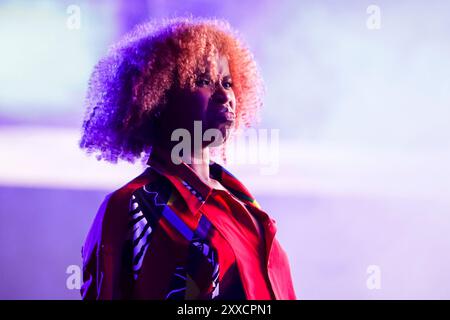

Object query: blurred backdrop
[1,0,450,299]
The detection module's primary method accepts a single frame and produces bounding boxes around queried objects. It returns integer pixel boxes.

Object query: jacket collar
[146,147,261,216]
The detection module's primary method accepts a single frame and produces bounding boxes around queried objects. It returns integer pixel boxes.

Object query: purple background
[1,0,450,299]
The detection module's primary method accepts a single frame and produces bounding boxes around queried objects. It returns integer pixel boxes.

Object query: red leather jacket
[81,151,297,300]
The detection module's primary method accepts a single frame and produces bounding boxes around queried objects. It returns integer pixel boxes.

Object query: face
[159,54,237,148]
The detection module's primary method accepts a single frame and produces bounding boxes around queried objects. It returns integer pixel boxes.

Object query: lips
[220,110,236,122]
[212,105,235,123]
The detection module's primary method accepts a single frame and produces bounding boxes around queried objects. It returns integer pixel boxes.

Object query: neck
[153,141,212,183]
[187,146,211,183]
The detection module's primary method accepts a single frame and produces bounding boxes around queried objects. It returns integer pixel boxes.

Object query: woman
[79,17,296,300]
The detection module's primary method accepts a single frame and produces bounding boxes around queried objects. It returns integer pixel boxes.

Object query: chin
[203,126,229,148]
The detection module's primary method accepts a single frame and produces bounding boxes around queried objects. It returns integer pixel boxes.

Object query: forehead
[217,55,230,75]
[199,53,231,77]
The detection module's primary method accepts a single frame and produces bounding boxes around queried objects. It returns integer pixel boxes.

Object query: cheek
[230,91,237,111]
[185,90,211,117]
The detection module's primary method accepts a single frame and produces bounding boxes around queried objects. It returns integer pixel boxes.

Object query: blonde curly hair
[79,17,264,163]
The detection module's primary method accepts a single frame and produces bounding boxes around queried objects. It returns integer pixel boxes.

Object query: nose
[211,83,232,106]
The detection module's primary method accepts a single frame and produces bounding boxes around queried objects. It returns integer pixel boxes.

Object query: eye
[195,78,211,87]
[222,80,233,89]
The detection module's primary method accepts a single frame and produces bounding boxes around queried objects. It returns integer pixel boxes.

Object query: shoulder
[82,168,166,261]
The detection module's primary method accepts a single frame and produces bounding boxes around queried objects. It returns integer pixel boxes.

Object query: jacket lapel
[209,161,278,267]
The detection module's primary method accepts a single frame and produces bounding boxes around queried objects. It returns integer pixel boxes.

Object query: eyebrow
[196,73,232,81]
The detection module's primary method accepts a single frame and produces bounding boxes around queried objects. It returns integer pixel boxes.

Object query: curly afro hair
[79,17,264,163]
